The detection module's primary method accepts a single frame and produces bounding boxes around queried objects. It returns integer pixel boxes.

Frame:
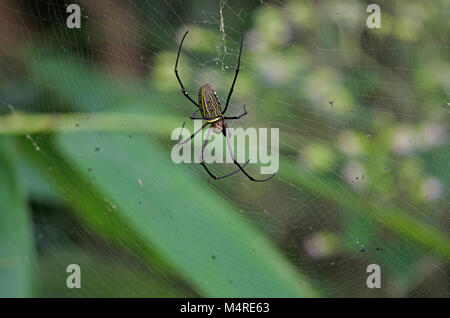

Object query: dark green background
[0,0,448,297]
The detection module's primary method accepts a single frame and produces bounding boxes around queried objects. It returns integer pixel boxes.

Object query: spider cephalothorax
[174,30,275,182]
[211,118,224,134]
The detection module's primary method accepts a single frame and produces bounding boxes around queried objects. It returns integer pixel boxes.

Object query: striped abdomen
[198,84,222,122]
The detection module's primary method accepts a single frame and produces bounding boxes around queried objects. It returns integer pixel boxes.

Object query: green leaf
[0,137,34,297]
[23,132,317,297]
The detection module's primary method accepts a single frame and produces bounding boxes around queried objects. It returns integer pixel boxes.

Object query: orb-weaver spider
[175,30,275,182]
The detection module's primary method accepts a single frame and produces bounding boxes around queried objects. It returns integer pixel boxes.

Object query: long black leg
[201,160,249,180]
[200,127,249,180]
[224,105,247,120]
[232,160,276,182]
[174,31,199,108]
[222,31,244,115]
[224,126,276,182]
[177,121,209,145]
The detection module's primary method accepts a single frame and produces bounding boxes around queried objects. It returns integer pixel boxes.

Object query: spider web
[1,0,448,297]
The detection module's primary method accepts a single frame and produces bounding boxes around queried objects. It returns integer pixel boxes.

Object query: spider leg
[201,160,250,180]
[224,126,276,182]
[200,126,249,180]
[177,121,209,145]
[222,31,244,115]
[174,31,199,108]
[190,108,203,120]
[224,105,247,120]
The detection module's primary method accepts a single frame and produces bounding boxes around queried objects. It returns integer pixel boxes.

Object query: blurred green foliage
[0,0,448,297]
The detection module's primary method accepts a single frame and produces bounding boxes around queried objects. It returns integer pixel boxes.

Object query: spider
[174,30,275,182]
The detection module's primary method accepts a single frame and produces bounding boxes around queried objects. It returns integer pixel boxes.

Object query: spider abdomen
[198,84,223,122]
